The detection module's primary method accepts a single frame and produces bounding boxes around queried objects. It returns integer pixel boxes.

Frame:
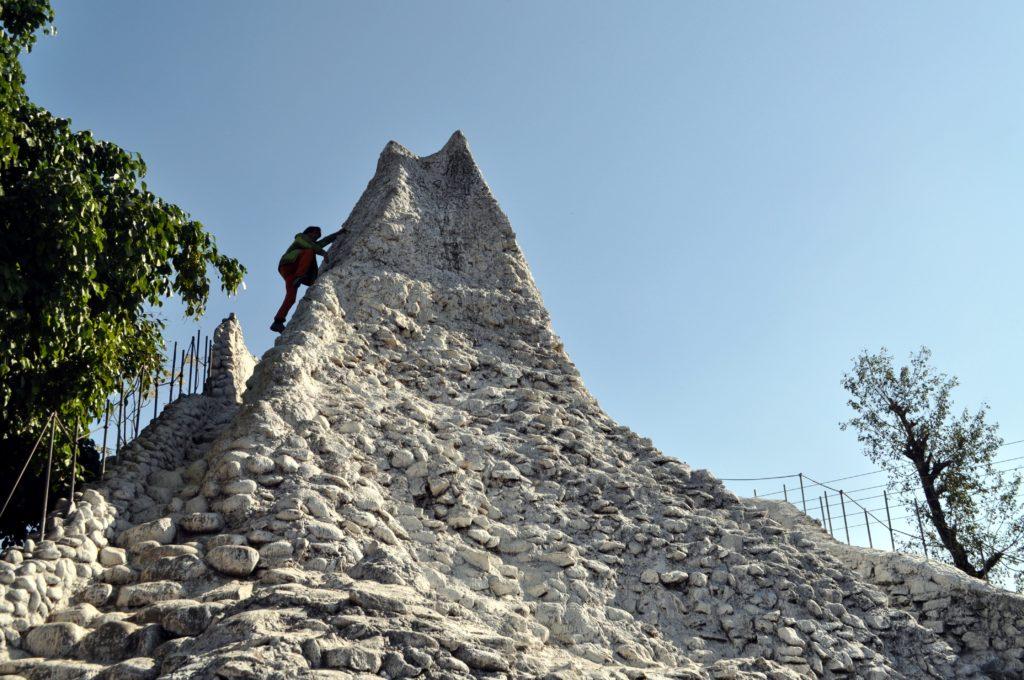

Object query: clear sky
[23,2,1024,534]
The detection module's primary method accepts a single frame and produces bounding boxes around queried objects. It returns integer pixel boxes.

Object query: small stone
[349,587,407,614]
[223,479,258,495]
[180,512,224,534]
[220,494,257,523]
[206,545,259,576]
[99,547,128,567]
[50,603,100,627]
[259,541,293,559]
[778,626,805,647]
[391,450,415,468]
[660,570,688,585]
[323,644,382,672]
[488,575,522,597]
[94,656,159,679]
[24,622,87,657]
[78,583,114,606]
[117,518,176,547]
[161,603,213,636]
[116,580,185,608]
[539,550,576,567]
[640,569,659,584]
[100,565,138,585]
[455,644,509,672]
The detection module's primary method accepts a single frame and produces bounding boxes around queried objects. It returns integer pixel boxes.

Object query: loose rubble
[0,132,1016,679]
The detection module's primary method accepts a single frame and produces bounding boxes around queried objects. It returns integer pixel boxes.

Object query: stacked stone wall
[754,497,1024,677]
[204,313,257,404]
[0,315,253,657]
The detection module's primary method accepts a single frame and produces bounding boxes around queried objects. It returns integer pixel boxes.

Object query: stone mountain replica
[2,132,1023,679]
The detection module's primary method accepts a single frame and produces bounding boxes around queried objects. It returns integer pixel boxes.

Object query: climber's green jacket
[278,232,339,267]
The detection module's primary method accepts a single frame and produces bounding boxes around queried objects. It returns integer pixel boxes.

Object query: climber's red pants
[274,249,317,322]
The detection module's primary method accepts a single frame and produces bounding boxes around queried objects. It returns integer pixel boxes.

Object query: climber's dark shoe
[270,319,286,333]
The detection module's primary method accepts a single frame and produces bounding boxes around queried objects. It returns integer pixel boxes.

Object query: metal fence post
[798,473,807,514]
[883,490,895,551]
[153,367,159,419]
[818,495,826,527]
[133,376,143,438]
[188,336,196,393]
[169,341,178,402]
[40,416,55,541]
[69,418,80,502]
[863,508,872,548]
[204,336,211,386]
[823,490,834,535]
[179,348,186,395]
[839,490,850,544]
[116,386,125,451]
[783,484,788,502]
[193,329,201,392]
[101,401,110,477]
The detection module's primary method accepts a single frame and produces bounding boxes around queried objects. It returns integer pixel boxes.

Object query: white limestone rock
[0,133,1011,680]
[205,545,259,576]
[24,622,87,657]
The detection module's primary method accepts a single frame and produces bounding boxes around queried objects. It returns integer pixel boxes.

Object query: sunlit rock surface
[1,133,1017,679]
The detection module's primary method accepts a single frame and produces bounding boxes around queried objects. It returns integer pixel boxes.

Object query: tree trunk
[891,400,988,579]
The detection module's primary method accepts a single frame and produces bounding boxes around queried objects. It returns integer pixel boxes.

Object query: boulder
[205,545,259,576]
[117,518,176,548]
[24,622,87,657]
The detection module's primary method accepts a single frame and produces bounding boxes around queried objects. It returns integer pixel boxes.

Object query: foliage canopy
[0,0,245,541]
[842,348,1024,587]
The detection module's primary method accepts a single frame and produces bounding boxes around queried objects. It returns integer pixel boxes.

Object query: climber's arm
[316,229,342,249]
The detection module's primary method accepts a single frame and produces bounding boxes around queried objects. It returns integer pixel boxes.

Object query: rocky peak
[0,134,1018,679]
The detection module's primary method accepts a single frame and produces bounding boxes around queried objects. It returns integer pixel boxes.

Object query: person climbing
[271,225,341,332]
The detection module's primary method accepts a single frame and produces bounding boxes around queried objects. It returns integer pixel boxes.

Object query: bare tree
[842,347,1024,585]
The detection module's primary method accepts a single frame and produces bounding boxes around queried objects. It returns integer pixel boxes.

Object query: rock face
[0,132,1018,678]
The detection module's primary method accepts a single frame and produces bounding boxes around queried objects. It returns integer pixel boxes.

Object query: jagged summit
[0,135,1021,679]
[381,131,472,159]
[329,131,527,294]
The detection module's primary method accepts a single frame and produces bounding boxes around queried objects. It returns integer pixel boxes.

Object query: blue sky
[23,2,1024,527]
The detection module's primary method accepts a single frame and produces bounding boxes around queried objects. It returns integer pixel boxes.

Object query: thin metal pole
[783,484,788,502]
[915,500,930,558]
[187,337,196,393]
[0,413,54,521]
[883,491,895,551]
[819,495,827,527]
[134,376,142,437]
[824,490,834,535]
[40,416,55,541]
[198,333,205,391]
[753,488,757,498]
[839,490,850,544]
[169,341,178,402]
[179,348,186,395]
[69,418,80,501]
[798,473,807,514]
[101,401,110,477]
[203,336,211,388]
[194,329,201,392]
[864,508,872,548]
[116,385,125,451]
[153,366,159,419]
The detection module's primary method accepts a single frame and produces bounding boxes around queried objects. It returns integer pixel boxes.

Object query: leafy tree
[842,347,1024,586]
[0,1,245,542]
